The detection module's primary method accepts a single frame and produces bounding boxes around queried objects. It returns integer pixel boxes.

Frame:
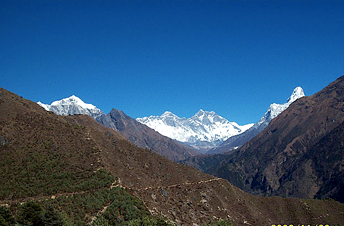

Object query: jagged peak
[256,87,305,127]
[193,109,205,117]
[287,86,305,103]
[194,109,216,117]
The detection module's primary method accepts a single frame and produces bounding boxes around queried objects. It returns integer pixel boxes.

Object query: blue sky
[1,0,343,125]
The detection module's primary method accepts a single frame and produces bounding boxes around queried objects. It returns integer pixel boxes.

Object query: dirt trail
[0,185,114,206]
[89,201,112,224]
[133,177,224,192]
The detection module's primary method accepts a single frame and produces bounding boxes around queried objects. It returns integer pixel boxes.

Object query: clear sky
[1,0,343,125]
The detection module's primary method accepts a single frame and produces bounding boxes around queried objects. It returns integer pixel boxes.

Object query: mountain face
[137,110,253,152]
[38,96,197,161]
[97,109,199,161]
[208,87,305,154]
[38,95,105,120]
[2,87,344,226]
[207,76,344,203]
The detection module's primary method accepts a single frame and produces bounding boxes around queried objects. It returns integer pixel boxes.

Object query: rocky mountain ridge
[37,87,303,154]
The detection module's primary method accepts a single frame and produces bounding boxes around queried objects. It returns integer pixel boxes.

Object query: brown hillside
[210,75,344,202]
[1,87,344,225]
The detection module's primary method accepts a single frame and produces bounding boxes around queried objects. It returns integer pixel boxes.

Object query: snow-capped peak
[37,95,104,119]
[287,87,305,103]
[195,109,205,115]
[256,87,305,127]
[161,111,178,117]
[50,95,97,110]
[37,101,50,111]
[209,86,306,154]
[192,109,226,125]
[137,110,253,152]
[193,109,216,117]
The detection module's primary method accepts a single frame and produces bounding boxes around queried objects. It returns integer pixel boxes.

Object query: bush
[16,201,44,226]
[204,219,233,226]
[0,206,14,226]
[16,202,65,226]
[42,204,65,226]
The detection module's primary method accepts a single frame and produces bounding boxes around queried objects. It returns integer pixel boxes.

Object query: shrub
[16,201,44,226]
[0,206,14,226]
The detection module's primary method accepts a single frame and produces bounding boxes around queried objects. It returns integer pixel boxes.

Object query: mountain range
[137,110,253,152]
[2,86,344,225]
[37,86,304,155]
[208,86,305,154]
[38,97,198,161]
[35,77,344,206]
[38,96,255,153]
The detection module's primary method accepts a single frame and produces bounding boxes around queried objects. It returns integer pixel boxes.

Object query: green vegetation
[1,202,64,226]
[0,140,171,225]
[73,124,85,130]
[16,202,65,226]
[89,188,172,226]
[0,137,110,200]
[0,115,171,226]
[204,220,233,226]
[0,206,15,226]
[0,154,113,200]
[1,187,172,226]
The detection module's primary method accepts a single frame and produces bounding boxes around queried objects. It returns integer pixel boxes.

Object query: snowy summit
[137,110,253,152]
[256,86,305,127]
[37,95,104,120]
[207,86,306,154]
